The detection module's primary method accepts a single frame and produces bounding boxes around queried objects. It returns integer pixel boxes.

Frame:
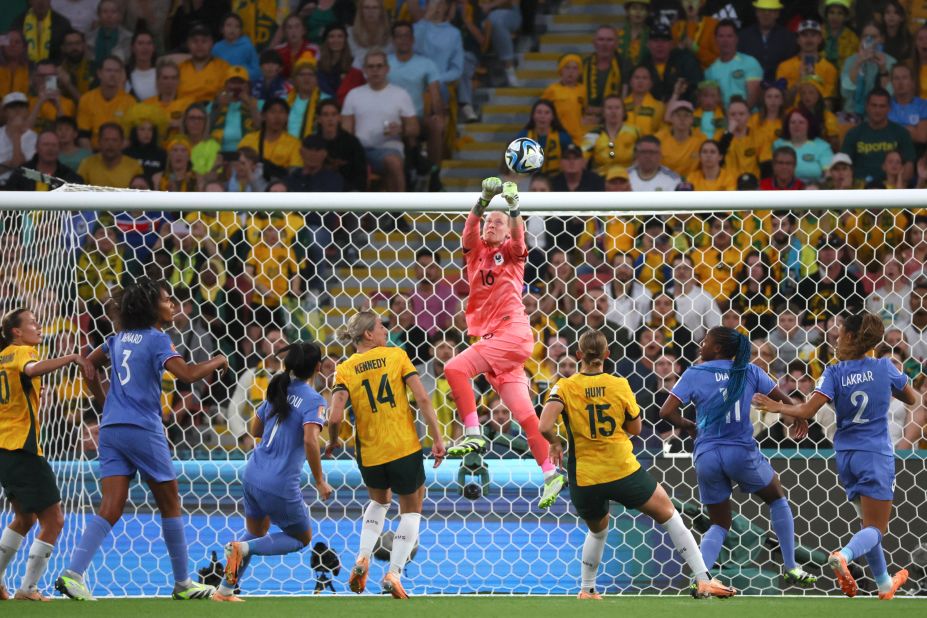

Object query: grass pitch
[9,596,924,617]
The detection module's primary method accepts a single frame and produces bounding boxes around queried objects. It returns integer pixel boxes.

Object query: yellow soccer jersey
[334,346,421,467]
[548,372,640,486]
[0,345,42,455]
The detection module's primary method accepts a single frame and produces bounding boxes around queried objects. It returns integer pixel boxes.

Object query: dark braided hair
[266,341,323,421]
[694,326,752,430]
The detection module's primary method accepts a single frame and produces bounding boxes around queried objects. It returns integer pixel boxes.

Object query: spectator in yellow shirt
[178,23,232,104]
[748,81,786,166]
[237,98,302,176]
[797,76,841,150]
[625,65,665,136]
[823,0,858,71]
[617,0,650,66]
[0,30,30,101]
[76,56,137,150]
[721,97,763,178]
[687,139,737,190]
[586,95,639,175]
[690,216,746,303]
[144,60,194,138]
[27,60,76,132]
[672,0,719,69]
[690,79,725,138]
[245,223,301,324]
[542,54,589,145]
[77,122,143,188]
[655,100,706,179]
[775,19,838,102]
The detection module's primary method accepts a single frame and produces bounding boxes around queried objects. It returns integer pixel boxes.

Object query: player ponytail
[335,310,379,351]
[0,308,28,348]
[577,330,608,366]
[267,341,323,420]
[118,278,171,331]
[837,312,884,360]
[697,327,752,429]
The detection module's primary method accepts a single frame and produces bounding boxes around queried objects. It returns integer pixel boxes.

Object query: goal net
[1,192,925,597]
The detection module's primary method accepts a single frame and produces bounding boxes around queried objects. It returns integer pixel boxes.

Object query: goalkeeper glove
[474,176,502,215]
[502,181,520,218]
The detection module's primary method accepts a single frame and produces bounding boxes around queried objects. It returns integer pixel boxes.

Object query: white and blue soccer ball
[505,137,545,174]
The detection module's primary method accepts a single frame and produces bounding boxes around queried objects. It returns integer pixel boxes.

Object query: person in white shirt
[603,252,652,334]
[670,254,722,342]
[0,93,38,187]
[628,135,680,191]
[51,0,99,35]
[342,49,419,192]
[902,278,927,361]
[866,257,912,327]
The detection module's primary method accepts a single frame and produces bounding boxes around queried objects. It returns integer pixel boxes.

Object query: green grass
[9,596,925,618]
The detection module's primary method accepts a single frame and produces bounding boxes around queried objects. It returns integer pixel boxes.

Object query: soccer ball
[505,137,545,174]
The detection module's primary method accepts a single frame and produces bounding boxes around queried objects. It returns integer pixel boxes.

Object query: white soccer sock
[581,528,608,591]
[389,513,422,575]
[20,539,53,592]
[0,528,25,583]
[661,511,709,583]
[464,426,481,437]
[358,501,389,561]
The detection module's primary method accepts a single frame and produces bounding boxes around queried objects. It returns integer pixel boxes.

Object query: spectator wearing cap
[316,98,367,191]
[640,21,703,103]
[604,165,631,191]
[655,99,706,178]
[6,129,83,190]
[798,235,866,322]
[144,60,194,138]
[720,97,762,179]
[76,122,143,188]
[517,99,573,175]
[705,19,762,108]
[543,54,589,145]
[738,0,797,83]
[672,0,719,70]
[12,0,72,63]
[388,21,445,169]
[76,55,136,150]
[823,0,859,71]
[841,87,915,183]
[841,21,896,117]
[624,65,665,136]
[342,49,419,192]
[27,59,77,132]
[688,139,736,190]
[252,49,291,101]
[238,98,303,178]
[284,133,344,193]
[760,145,805,190]
[551,143,604,192]
[775,19,838,102]
[583,26,625,117]
[178,23,232,104]
[122,104,167,179]
[285,53,325,143]
[274,13,319,78]
[209,65,261,153]
[617,0,651,66]
[0,93,37,187]
[824,152,860,189]
[587,95,639,176]
[86,0,132,72]
[772,107,833,183]
[628,134,680,191]
[152,135,198,192]
[166,0,227,52]
[889,64,927,146]
[212,13,262,81]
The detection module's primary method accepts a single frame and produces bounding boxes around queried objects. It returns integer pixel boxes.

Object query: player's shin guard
[662,511,709,582]
[247,533,305,556]
[842,526,882,563]
[769,498,797,570]
[389,513,422,575]
[699,525,728,571]
[161,517,191,584]
[500,382,554,472]
[0,527,24,583]
[359,501,390,561]
[581,529,607,592]
[20,539,53,593]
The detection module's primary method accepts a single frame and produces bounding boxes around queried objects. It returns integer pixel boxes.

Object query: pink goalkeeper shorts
[470,320,534,388]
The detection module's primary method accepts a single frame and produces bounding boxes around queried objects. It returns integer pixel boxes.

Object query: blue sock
[161,517,190,583]
[864,542,891,591]
[222,532,258,590]
[769,498,796,570]
[842,526,882,564]
[68,515,113,575]
[699,525,728,570]
[247,532,305,556]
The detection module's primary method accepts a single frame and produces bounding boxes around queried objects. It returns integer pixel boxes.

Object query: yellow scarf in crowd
[527,130,562,175]
[582,54,622,108]
[231,0,287,47]
[22,10,52,62]
[287,88,320,139]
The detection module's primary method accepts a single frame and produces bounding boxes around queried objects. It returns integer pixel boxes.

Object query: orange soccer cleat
[381,572,409,599]
[691,578,737,599]
[212,591,245,603]
[223,542,245,586]
[878,569,909,600]
[828,551,858,598]
[577,590,602,600]
[349,556,370,594]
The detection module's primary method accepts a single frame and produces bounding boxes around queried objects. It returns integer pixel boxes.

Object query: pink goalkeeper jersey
[462,214,529,337]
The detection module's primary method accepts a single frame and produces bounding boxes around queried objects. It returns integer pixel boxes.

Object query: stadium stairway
[440,0,624,192]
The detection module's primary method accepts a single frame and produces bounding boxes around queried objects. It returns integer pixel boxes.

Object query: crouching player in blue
[56,279,227,601]
[214,341,333,602]
[659,326,817,591]
[755,312,915,599]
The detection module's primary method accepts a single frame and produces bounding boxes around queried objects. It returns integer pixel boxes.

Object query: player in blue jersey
[659,326,818,592]
[214,341,333,602]
[754,313,916,600]
[56,279,227,601]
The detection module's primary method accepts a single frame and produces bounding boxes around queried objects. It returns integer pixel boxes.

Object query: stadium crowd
[1,1,927,459]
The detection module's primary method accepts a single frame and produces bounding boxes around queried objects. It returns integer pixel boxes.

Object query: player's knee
[12,512,37,533]
[41,505,65,535]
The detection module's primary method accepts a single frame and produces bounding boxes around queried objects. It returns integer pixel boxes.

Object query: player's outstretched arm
[658,394,698,437]
[538,400,564,467]
[464,177,503,251]
[405,373,445,466]
[752,391,828,420]
[501,181,526,250]
[323,390,348,458]
[165,354,228,384]
[303,423,332,500]
[24,351,95,381]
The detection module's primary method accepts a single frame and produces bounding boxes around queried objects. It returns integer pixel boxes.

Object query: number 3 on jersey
[361,374,396,413]
[479,269,495,286]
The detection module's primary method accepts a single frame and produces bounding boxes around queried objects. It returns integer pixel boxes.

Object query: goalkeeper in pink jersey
[445,177,566,509]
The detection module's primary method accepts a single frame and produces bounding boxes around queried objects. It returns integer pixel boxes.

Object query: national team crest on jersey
[494,253,504,266]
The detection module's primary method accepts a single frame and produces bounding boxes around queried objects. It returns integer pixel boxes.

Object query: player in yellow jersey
[539,330,735,600]
[325,311,445,599]
[0,309,97,601]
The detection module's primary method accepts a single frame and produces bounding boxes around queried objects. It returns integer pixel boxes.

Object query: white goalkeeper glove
[474,176,502,215]
[502,181,520,218]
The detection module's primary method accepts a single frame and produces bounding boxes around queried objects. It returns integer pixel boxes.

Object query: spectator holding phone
[841,22,896,117]
[775,20,837,105]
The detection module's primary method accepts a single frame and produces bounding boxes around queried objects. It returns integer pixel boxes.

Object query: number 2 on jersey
[586,403,615,438]
[361,374,396,413]
[850,390,869,424]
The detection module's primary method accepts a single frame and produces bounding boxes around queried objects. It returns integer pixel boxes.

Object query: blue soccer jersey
[244,381,326,498]
[815,357,908,456]
[101,329,180,433]
[671,360,776,457]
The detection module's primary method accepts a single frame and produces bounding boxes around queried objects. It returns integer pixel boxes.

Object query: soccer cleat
[381,572,409,599]
[0,583,8,600]
[55,571,96,601]
[349,556,370,594]
[690,578,737,599]
[539,473,566,509]
[13,590,51,601]
[782,567,817,588]
[446,435,488,458]
[828,551,857,598]
[878,569,909,600]
[212,591,245,603]
[171,580,215,600]
[577,589,602,600]
[223,541,245,586]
